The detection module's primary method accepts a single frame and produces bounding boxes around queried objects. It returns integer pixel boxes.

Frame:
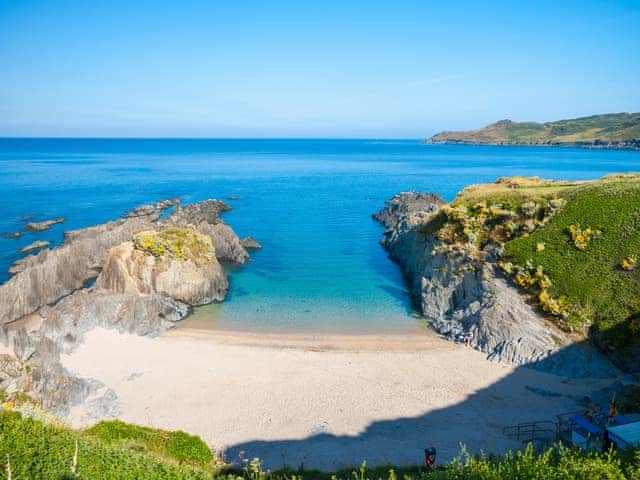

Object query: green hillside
[503,177,640,370]
[425,174,640,370]
[425,113,640,148]
[1,409,638,480]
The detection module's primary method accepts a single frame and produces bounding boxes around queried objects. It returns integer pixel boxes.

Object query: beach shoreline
[60,326,615,471]
[169,322,448,352]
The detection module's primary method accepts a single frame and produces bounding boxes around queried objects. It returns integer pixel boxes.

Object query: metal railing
[503,421,557,442]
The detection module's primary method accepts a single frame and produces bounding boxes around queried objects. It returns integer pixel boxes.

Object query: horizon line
[0,136,424,141]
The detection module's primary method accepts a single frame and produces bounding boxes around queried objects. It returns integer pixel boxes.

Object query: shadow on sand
[224,340,625,471]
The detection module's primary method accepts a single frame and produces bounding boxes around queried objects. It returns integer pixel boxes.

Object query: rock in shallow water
[19,240,50,253]
[240,236,262,250]
[24,217,65,231]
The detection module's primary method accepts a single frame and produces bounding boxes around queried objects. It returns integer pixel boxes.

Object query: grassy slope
[502,179,640,355]
[426,112,640,146]
[0,411,213,479]
[1,410,638,480]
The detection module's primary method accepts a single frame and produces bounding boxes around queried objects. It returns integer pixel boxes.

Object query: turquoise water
[1,139,639,333]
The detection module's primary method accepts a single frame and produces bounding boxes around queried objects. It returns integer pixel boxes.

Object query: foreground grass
[1,410,639,479]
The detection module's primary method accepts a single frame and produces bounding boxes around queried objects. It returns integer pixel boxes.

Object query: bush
[134,227,216,265]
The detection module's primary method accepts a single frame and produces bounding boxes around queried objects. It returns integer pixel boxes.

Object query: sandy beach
[61,326,614,471]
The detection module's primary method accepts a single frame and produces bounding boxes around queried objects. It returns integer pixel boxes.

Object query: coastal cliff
[424,112,640,149]
[374,193,569,368]
[375,175,640,376]
[0,198,256,416]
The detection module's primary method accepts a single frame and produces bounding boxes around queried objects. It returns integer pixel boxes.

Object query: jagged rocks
[374,191,610,375]
[97,236,228,306]
[164,199,231,226]
[0,212,160,325]
[24,217,65,231]
[240,236,262,250]
[0,198,255,415]
[198,222,249,264]
[20,240,50,253]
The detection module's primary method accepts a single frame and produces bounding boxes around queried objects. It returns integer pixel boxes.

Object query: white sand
[61,327,612,470]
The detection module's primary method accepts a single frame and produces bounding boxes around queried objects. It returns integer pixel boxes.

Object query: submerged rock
[24,217,65,231]
[20,240,50,253]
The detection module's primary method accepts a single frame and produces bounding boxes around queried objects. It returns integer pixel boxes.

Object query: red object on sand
[424,447,436,466]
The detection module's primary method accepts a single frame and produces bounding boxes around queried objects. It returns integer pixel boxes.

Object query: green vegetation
[84,420,214,468]
[0,410,215,479]
[504,179,640,355]
[134,227,216,264]
[421,174,640,367]
[2,410,639,479]
[426,112,640,148]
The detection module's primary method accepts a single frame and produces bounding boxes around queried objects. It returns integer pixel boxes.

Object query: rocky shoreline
[422,139,640,150]
[373,192,617,378]
[0,198,256,417]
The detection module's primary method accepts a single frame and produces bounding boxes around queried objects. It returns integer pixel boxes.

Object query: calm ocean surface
[1,139,639,333]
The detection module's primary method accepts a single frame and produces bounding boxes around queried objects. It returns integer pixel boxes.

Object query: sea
[1,139,638,333]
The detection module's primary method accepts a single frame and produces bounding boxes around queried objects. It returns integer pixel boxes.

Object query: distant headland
[424,112,640,149]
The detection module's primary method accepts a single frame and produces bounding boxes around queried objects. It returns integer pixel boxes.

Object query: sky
[1,0,639,138]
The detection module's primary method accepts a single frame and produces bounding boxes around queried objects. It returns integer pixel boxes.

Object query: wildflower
[620,254,638,271]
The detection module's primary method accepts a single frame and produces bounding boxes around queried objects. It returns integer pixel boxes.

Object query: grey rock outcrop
[20,240,50,253]
[375,192,616,377]
[198,222,249,264]
[164,199,231,226]
[24,217,65,231]
[162,200,250,264]
[240,236,262,250]
[97,240,228,305]
[0,207,163,325]
[0,197,256,415]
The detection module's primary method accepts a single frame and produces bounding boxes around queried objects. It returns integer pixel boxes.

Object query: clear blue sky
[1,0,639,138]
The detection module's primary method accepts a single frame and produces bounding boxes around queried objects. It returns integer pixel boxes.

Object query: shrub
[620,255,638,271]
[134,227,216,265]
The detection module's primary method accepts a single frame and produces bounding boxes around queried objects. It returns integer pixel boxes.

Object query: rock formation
[0,198,256,416]
[374,192,616,377]
[24,217,65,231]
[240,236,262,250]
[19,240,50,253]
[97,230,228,305]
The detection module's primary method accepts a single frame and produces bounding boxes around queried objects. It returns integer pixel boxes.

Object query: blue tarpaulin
[571,415,603,435]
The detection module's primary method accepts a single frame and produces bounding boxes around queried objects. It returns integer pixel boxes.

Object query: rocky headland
[424,112,640,150]
[0,198,255,417]
[373,176,638,378]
